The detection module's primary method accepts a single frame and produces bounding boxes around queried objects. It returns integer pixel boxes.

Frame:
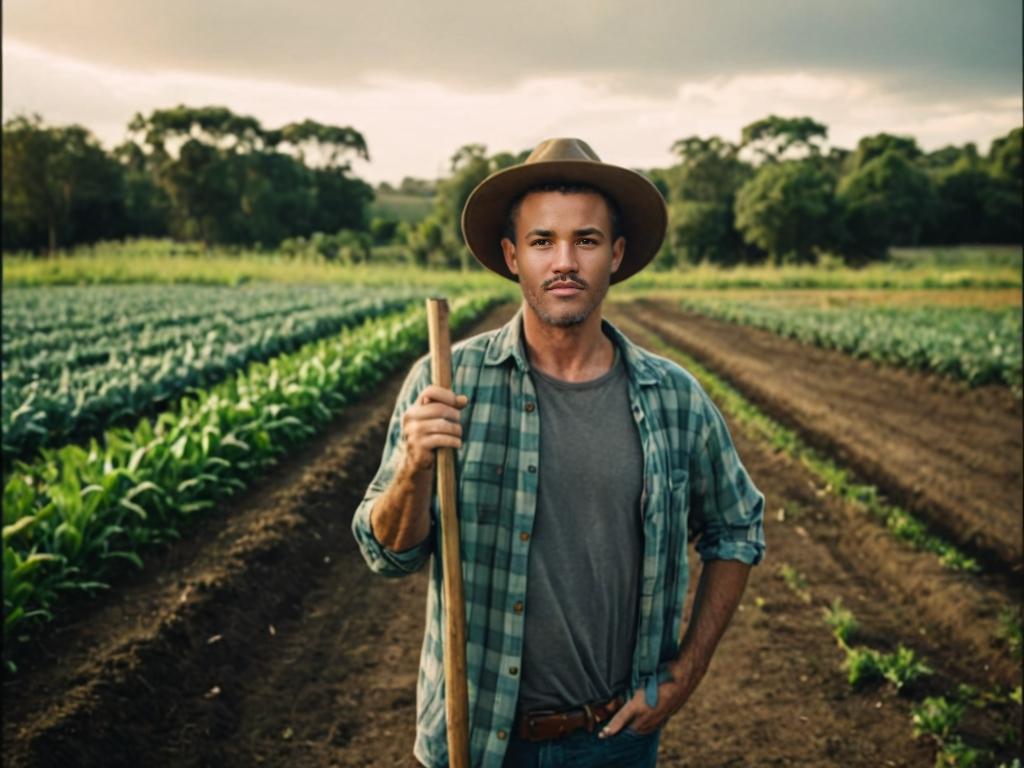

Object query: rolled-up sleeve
[351,355,436,577]
[689,392,766,566]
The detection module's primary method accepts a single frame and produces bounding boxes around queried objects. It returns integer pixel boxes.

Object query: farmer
[352,137,766,768]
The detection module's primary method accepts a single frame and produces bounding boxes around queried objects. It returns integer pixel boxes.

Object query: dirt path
[4,301,1019,767]
[616,298,1023,575]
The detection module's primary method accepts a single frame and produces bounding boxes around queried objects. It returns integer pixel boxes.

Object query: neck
[520,301,614,382]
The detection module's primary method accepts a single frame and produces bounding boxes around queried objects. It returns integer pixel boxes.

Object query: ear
[501,237,519,277]
[610,235,626,274]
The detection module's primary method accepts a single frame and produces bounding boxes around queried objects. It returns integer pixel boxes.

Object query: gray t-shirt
[517,343,645,713]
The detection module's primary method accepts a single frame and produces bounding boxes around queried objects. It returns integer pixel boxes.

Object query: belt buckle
[582,702,596,733]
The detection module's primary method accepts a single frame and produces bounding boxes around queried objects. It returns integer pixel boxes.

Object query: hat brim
[460,159,668,285]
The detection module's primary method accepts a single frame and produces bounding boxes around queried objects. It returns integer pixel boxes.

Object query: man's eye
[530,239,550,246]
[578,238,597,246]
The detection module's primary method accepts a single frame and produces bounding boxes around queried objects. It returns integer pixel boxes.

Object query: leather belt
[513,694,625,742]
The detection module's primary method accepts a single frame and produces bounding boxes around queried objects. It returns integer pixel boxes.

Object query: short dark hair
[501,182,623,244]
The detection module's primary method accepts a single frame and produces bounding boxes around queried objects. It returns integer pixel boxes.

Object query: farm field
[2,260,1022,767]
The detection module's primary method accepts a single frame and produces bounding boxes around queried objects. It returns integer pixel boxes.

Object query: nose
[551,240,579,275]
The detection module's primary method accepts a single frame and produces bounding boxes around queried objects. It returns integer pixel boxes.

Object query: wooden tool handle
[426,298,470,768]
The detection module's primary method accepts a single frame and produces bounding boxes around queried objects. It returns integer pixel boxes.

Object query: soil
[3,300,1020,768]
[616,298,1024,576]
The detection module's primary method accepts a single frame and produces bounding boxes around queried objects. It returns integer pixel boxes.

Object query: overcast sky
[3,0,1021,184]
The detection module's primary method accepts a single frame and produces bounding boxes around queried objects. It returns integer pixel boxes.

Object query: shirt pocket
[457,458,506,524]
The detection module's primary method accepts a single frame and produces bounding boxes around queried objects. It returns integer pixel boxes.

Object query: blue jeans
[501,724,661,767]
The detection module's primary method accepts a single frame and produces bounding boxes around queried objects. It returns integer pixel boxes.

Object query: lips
[546,282,585,295]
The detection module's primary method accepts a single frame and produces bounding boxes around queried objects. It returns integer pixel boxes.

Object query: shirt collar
[484,304,664,386]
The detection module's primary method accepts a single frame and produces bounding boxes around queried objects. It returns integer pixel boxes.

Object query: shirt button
[519,531,530,542]
[497,729,508,740]
[509,666,518,675]
[524,402,535,413]
[527,465,537,474]
[513,601,524,614]
[495,466,504,476]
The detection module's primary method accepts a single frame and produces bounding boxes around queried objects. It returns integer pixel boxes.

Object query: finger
[598,703,637,739]
[417,386,469,408]
[416,434,462,451]
[407,402,464,423]
[409,418,463,439]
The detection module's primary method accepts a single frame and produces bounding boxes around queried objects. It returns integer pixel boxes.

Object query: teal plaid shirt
[351,306,766,768]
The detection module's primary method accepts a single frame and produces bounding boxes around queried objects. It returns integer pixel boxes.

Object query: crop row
[3,293,423,467]
[680,300,1023,393]
[2,294,499,671]
[1,283,375,358]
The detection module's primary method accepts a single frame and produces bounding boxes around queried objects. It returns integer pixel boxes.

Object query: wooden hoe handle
[426,298,471,768]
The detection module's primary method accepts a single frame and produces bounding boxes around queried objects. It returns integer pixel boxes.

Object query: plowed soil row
[617,298,1024,576]
[4,301,1020,767]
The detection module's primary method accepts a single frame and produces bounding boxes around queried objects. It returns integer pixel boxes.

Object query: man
[352,137,766,768]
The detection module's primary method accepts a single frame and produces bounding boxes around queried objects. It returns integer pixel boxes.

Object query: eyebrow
[524,227,606,239]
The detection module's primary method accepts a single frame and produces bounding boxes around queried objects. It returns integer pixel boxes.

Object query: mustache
[542,273,589,290]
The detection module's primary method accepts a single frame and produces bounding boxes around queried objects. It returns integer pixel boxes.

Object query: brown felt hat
[460,137,668,284]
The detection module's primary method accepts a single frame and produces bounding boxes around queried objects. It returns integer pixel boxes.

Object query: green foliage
[996,607,1022,660]
[823,597,858,645]
[2,286,420,466]
[740,115,828,163]
[679,299,1023,394]
[1,293,501,672]
[837,151,938,262]
[913,697,967,742]
[2,114,127,253]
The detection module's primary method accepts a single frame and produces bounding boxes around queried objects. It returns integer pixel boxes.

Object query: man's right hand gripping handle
[369,385,469,552]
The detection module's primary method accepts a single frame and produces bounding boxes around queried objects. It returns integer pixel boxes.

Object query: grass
[369,191,434,223]
[4,241,1020,290]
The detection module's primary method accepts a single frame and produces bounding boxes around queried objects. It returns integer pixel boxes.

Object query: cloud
[3,9,1021,186]
[4,0,1021,99]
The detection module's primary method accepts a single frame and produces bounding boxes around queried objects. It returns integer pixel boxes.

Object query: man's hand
[400,385,468,472]
[598,559,752,738]
[369,385,469,552]
[597,655,707,738]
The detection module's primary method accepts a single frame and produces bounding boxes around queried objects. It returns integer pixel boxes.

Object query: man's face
[500,190,625,328]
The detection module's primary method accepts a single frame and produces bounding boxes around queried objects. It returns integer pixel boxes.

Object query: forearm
[673,559,751,676]
[369,453,435,551]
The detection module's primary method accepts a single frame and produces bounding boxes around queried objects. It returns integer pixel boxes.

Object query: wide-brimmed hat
[460,137,668,284]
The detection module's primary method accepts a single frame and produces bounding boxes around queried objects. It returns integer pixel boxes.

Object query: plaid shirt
[351,306,766,768]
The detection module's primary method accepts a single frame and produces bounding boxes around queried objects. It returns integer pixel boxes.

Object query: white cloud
[3,40,1021,185]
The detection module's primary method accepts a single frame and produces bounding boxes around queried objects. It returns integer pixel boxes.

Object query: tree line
[2,107,373,254]
[2,108,1021,266]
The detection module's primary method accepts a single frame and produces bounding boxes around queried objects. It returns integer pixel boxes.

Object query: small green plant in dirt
[996,607,1022,661]
[934,736,982,768]
[913,696,966,742]
[842,646,884,688]
[879,644,933,691]
[823,597,858,645]
[777,563,812,603]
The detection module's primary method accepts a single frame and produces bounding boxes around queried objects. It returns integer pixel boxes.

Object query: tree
[661,135,755,265]
[734,160,836,265]
[740,115,828,163]
[2,114,125,253]
[836,151,937,263]
[845,133,922,174]
[988,127,1022,191]
[126,106,372,247]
